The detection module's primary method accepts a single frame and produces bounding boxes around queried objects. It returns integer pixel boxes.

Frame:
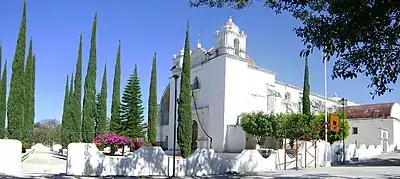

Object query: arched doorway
[191,120,198,150]
[381,129,389,153]
[159,85,170,150]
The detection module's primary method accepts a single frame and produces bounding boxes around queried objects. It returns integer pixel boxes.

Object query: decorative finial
[196,34,201,48]
[229,16,232,21]
[333,92,338,97]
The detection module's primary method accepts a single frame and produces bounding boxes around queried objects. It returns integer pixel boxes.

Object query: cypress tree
[0,49,5,138]
[110,41,121,133]
[68,73,74,144]
[71,35,83,142]
[0,46,3,138]
[120,65,145,139]
[24,39,34,143]
[94,93,101,136]
[82,13,97,142]
[61,75,70,148]
[147,53,157,144]
[302,57,311,115]
[177,22,193,158]
[69,73,74,106]
[32,55,36,139]
[98,64,107,135]
[8,1,27,140]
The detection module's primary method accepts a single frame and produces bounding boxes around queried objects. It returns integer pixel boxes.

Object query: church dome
[220,16,240,33]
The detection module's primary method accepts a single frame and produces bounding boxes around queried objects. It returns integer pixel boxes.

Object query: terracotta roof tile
[345,103,395,119]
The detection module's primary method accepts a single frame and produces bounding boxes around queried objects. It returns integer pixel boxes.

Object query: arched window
[234,38,240,55]
[192,76,200,90]
[285,92,291,101]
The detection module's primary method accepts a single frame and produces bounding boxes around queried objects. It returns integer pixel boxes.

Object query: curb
[21,148,35,162]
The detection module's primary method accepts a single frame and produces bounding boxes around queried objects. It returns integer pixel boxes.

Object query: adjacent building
[345,103,400,152]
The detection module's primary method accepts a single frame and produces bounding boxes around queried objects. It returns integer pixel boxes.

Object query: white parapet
[0,139,22,175]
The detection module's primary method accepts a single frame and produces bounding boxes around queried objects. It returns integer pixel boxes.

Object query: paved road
[240,152,400,179]
[2,149,400,178]
[19,150,66,177]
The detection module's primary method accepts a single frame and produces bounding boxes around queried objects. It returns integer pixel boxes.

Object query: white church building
[156,17,359,153]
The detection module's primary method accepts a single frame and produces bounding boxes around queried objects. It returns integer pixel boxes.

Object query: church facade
[156,17,359,153]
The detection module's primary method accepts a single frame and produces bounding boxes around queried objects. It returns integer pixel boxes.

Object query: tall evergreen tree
[24,39,34,143]
[69,73,74,105]
[177,22,193,158]
[147,53,157,144]
[61,75,70,148]
[302,57,311,115]
[0,46,3,138]
[82,13,97,142]
[120,65,145,139]
[71,35,83,142]
[110,41,121,133]
[32,54,36,139]
[8,1,27,140]
[94,93,101,136]
[0,48,5,138]
[98,64,107,135]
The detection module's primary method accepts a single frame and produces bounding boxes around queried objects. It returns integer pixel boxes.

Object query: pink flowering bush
[93,133,134,155]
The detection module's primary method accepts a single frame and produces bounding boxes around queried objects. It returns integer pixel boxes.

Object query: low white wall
[51,144,62,152]
[67,143,302,177]
[66,143,170,176]
[330,141,397,163]
[66,141,397,177]
[225,125,246,152]
[0,139,22,175]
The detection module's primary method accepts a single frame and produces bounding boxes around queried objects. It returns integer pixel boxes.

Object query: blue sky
[0,0,398,122]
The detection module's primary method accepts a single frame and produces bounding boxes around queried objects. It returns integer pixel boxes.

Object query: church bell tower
[214,16,247,58]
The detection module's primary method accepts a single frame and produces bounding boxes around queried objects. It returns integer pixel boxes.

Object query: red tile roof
[345,103,395,119]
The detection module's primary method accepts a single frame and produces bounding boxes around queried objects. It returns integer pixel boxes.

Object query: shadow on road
[343,158,400,167]
[1,173,143,179]
[51,155,66,161]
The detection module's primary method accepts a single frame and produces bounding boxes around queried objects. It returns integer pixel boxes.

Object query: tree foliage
[314,112,349,144]
[177,22,193,158]
[8,1,26,140]
[0,46,6,138]
[240,111,349,146]
[82,13,97,143]
[302,57,311,115]
[189,0,400,97]
[147,53,158,145]
[24,39,34,143]
[61,75,70,148]
[33,119,61,146]
[240,111,278,145]
[110,41,122,133]
[71,35,83,143]
[94,93,101,136]
[120,65,145,140]
[98,64,107,136]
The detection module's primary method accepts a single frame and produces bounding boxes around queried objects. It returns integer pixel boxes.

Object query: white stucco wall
[225,125,246,152]
[392,119,400,146]
[156,125,168,142]
[167,51,227,151]
[346,118,394,146]
[0,139,22,175]
[190,56,226,152]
